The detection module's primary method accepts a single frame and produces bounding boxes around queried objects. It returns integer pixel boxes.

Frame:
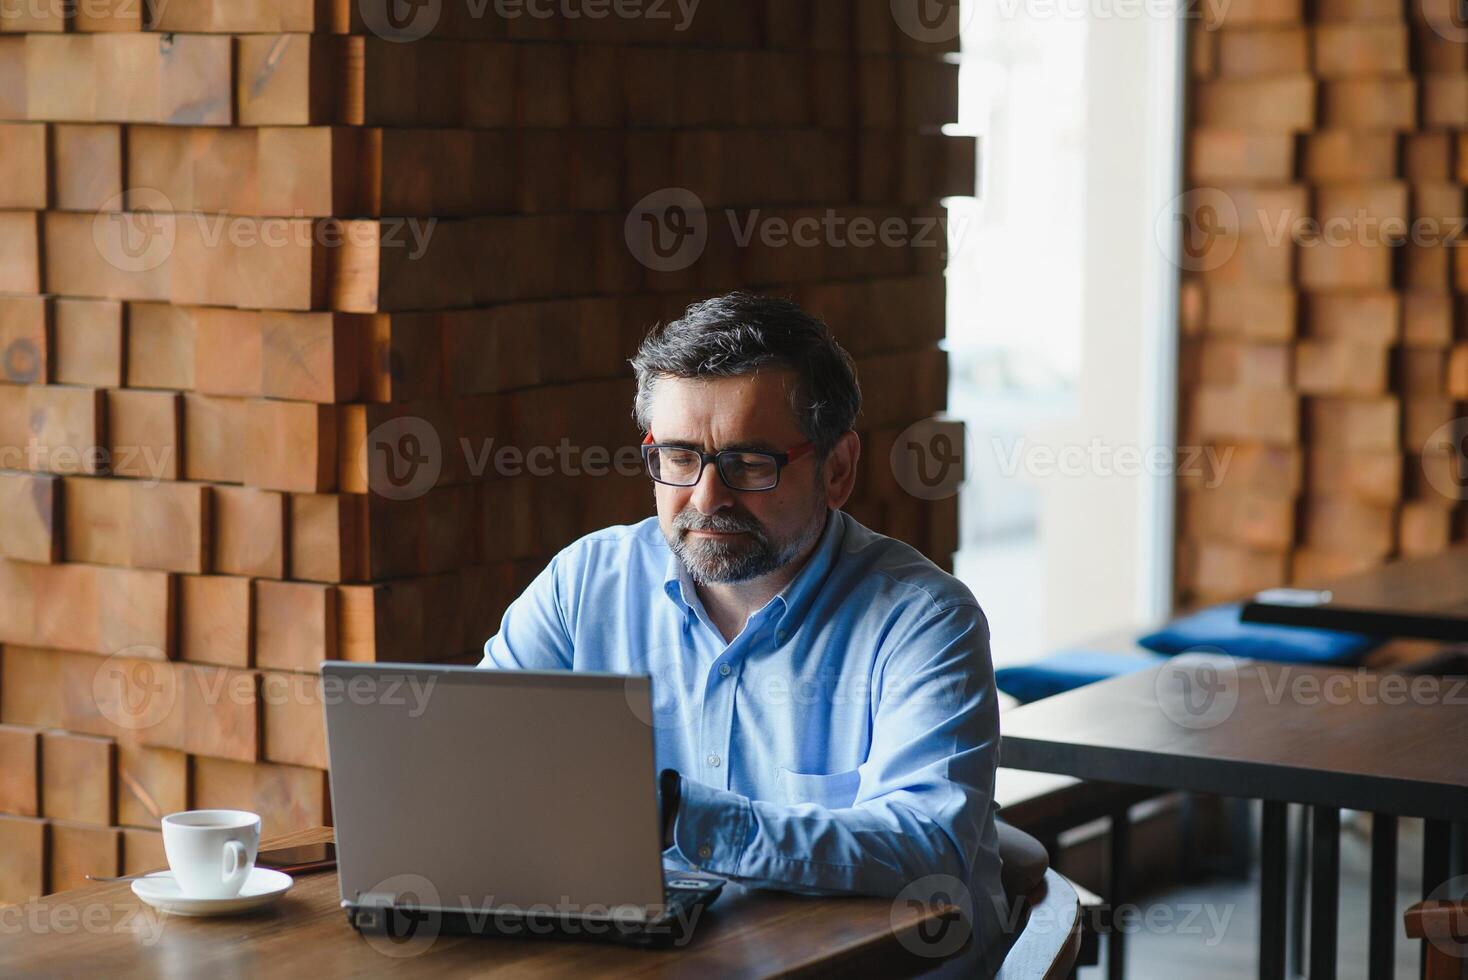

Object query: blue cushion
[996,650,1168,704]
[1137,603,1379,665]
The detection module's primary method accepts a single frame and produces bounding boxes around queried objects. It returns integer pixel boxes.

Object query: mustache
[673,509,764,536]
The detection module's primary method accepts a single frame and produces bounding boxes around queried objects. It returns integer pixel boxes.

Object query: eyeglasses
[641,433,816,492]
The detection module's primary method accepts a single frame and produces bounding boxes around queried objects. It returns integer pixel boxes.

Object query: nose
[688,457,736,515]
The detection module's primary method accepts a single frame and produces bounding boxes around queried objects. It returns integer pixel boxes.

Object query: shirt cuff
[669,775,753,875]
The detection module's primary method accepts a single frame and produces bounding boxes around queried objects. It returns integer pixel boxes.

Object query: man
[479,292,1003,962]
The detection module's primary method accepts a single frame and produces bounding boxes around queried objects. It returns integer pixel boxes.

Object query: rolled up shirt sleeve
[666,601,1000,899]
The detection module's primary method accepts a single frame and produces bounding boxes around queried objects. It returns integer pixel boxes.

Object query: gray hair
[630,293,861,458]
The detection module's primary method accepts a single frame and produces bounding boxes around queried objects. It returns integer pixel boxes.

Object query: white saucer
[131,867,293,916]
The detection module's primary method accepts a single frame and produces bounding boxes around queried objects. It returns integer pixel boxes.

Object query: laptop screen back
[323,663,666,919]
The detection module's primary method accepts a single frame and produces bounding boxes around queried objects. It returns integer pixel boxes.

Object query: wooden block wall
[1179,0,1468,606]
[0,1,970,900]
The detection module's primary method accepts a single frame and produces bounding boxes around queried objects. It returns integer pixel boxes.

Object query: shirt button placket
[702,647,736,791]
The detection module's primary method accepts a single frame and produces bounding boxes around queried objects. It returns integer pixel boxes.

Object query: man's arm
[478,554,575,671]
[665,602,999,898]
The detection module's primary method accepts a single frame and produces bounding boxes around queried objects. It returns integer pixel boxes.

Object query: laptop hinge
[350,891,399,932]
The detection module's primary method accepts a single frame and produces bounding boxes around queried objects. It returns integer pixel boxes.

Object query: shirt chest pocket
[774,766,861,809]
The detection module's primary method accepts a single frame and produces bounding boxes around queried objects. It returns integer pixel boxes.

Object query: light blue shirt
[478,508,1004,947]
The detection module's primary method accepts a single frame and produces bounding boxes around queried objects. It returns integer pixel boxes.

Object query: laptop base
[345,875,726,950]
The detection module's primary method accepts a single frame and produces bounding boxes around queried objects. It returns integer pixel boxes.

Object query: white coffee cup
[161,810,261,899]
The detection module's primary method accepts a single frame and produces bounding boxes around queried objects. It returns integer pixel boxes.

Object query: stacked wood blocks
[0,0,972,901]
[1179,0,1468,605]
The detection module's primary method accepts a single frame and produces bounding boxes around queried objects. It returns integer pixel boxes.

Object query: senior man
[479,292,1003,967]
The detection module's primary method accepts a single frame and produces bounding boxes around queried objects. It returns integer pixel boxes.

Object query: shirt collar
[662,509,846,635]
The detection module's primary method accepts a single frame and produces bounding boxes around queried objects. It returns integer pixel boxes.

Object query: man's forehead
[647,371,802,439]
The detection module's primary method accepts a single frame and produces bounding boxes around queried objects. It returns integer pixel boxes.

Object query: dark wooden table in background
[1242,546,1468,643]
[0,827,969,978]
[1000,659,1468,980]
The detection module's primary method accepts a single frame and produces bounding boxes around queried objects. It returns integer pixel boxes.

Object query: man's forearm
[665,775,973,898]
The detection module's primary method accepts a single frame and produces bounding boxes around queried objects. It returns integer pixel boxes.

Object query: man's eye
[730,455,774,473]
[663,451,699,468]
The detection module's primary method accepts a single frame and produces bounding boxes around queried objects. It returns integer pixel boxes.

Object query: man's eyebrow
[719,440,782,453]
[653,438,782,453]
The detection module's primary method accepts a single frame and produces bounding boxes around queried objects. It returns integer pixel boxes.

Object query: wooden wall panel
[1180,3,1468,604]
[0,0,968,901]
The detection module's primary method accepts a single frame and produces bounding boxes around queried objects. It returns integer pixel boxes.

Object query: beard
[666,502,825,586]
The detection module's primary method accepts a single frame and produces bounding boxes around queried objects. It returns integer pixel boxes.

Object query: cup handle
[221,840,250,892]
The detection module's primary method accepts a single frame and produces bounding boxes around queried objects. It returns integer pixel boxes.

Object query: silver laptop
[321,662,724,948]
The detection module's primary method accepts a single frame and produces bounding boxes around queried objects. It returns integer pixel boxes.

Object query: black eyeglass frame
[639,434,817,493]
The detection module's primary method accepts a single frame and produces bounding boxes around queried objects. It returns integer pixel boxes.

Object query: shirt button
[776,630,788,642]
[718,663,732,677]
[698,845,712,860]
[707,753,721,768]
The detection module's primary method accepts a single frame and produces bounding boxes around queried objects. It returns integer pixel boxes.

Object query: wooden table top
[0,827,967,979]
[1000,660,1468,820]
[1240,546,1468,642]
